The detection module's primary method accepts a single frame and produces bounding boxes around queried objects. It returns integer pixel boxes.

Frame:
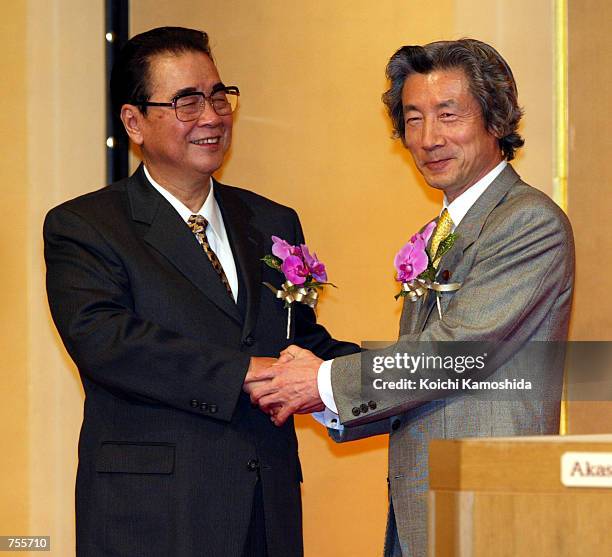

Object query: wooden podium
[428,434,612,556]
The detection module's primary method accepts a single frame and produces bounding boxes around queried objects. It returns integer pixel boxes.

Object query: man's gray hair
[382,38,524,161]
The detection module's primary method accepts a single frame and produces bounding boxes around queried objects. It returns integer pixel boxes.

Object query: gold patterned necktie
[187,214,234,299]
[429,208,454,269]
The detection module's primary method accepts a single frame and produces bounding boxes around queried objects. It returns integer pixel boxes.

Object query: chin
[195,157,225,175]
[423,176,454,191]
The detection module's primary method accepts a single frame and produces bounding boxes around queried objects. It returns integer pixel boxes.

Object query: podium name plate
[561,451,612,488]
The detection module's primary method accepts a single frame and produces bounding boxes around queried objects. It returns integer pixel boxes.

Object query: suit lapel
[127,165,242,324]
[416,164,522,332]
[214,180,264,339]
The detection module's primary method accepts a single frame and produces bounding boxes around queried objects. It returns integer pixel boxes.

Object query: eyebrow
[171,82,226,99]
[403,99,458,113]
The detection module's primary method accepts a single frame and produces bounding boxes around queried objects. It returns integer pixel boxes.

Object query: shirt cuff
[317,359,338,413]
[312,407,343,430]
[312,360,343,430]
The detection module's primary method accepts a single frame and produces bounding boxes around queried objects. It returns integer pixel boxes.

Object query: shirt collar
[143,166,227,242]
[443,160,507,227]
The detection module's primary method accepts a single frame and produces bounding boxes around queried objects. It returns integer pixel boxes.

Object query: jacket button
[247,459,259,471]
[200,402,208,412]
[190,399,199,408]
[351,407,361,417]
[360,403,369,414]
[368,400,377,410]
[243,336,255,347]
[391,419,401,431]
[209,404,218,414]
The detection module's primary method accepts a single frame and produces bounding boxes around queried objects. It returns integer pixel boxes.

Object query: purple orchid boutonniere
[394,221,437,284]
[394,221,461,318]
[263,236,335,338]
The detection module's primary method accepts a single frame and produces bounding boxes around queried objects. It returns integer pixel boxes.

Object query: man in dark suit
[44,26,357,557]
[245,39,574,556]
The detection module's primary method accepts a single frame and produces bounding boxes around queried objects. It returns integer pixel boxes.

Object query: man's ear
[120,104,145,146]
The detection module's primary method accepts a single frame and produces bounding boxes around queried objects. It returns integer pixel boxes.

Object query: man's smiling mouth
[191,137,220,145]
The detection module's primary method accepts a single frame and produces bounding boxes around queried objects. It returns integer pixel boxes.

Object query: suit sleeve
[44,206,251,422]
[331,197,575,427]
[288,210,360,359]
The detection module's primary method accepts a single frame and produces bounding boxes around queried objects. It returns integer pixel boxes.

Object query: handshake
[244,347,325,426]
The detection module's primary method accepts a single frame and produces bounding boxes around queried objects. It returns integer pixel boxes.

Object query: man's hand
[243,357,278,393]
[248,345,325,426]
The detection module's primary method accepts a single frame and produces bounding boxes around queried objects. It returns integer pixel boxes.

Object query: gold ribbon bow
[263,281,319,308]
[402,278,461,319]
[264,281,320,338]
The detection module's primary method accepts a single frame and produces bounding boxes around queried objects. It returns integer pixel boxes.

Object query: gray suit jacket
[329,165,575,557]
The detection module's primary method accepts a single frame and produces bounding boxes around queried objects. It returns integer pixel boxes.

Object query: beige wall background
[7,1,608,556]
[1,0,105,550]
[25,1,105,551]
[1,0,29,539]
[567,0,612,341]
[565,0,612,433]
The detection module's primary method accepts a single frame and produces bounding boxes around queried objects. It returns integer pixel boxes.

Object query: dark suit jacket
[44,165,358,557]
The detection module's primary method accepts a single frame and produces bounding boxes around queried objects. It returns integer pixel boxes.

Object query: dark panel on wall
[105,0,129,182]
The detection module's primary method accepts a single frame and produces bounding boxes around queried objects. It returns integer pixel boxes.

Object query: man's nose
[196,98,223,125]
[421,119,444,150]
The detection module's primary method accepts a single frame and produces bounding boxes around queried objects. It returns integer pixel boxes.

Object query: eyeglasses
[136,86,240,121]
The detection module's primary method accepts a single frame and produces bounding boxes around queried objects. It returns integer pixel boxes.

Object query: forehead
[147,50,220,95]
[401,68,475,108]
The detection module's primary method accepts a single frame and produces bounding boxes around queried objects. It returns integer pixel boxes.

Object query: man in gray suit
[244,39,575,556]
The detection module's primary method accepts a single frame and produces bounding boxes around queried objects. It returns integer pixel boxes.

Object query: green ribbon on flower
[263,280,319,309]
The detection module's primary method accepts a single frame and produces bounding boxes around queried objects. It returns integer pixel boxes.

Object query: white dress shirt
[144,166,239,302]
[314,160,507,428]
